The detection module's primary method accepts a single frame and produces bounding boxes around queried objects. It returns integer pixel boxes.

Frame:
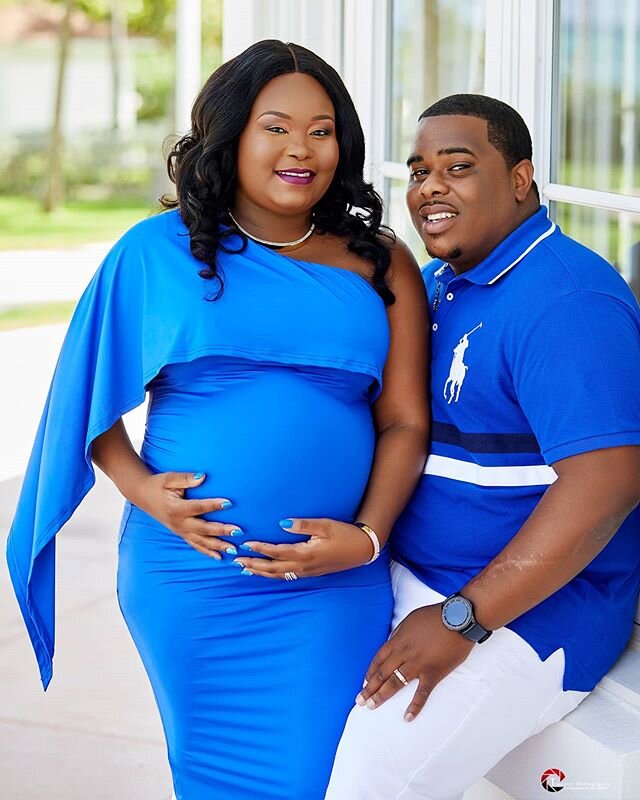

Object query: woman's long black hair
[162,39,395,303]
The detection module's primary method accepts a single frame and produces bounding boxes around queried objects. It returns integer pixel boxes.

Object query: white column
[222,0,261,61]
[175,0,202,134]
[342,0,389,189]
[222,0,343,72]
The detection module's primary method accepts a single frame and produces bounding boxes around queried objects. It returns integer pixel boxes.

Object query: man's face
[405,115,529,273]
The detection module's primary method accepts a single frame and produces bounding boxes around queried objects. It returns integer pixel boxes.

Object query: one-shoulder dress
[7,210,394,799]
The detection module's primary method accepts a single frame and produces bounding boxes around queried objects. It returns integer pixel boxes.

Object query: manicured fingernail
[366,699,376,710]
[241,569,254,576]
[230,529,243,536]
[221,500,233,509]
[232,560,244,567]
[279,518,293,529]
[193,472,205,480]
[355,693,365,706]
[362,679,368,687]
[240,543,253,551]
[225,546,237,555]
[404,712,415,723]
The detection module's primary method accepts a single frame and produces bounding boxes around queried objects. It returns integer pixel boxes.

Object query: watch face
[443,596,472,630]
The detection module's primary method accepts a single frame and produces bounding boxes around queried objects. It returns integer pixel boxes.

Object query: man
[326,94,640,799]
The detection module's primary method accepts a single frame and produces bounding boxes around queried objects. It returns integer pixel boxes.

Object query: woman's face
[234,72,340,221]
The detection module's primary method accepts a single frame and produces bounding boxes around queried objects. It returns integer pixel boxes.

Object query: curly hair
[419,94,540,201]
[162,40,395,303]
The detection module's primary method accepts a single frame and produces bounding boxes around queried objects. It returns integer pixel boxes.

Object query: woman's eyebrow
[257,110,291,120]
[256,111,335,122]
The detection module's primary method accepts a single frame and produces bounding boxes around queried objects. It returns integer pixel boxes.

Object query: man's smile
[417,202,459,234]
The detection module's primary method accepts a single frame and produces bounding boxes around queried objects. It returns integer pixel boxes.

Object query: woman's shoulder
[381,234,421,280]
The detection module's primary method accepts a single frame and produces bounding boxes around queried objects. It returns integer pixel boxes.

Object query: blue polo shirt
[391,206,640,691]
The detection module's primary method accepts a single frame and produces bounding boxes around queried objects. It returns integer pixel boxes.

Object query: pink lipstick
[275,169,316,185]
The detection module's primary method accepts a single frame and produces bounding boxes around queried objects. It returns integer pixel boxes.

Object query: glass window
[387,0,486,165]
[385,178,425,262]
[551,202,640,297]
[553,0,640,196]
[386,0,485,244]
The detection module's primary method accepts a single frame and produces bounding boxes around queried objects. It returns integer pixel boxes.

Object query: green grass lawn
[0,301,76,332]
[0,196,159,250]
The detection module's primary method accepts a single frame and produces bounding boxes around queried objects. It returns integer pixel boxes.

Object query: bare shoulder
[299,231,373,277]
[379,234,424,288]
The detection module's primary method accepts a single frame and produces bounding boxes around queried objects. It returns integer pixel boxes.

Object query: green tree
[44,0,74,212]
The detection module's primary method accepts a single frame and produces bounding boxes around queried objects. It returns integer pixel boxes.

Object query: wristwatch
[441,593,493,643]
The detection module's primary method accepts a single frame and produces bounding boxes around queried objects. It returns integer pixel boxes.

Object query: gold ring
[393,668,409,686]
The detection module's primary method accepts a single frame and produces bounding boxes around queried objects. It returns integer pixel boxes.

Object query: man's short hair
[419,94,539,199]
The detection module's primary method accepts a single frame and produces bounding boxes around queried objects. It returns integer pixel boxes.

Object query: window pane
[551,202,640,298]
[388,0,486,164]
[386,178,427,264]
[553,1,640,195]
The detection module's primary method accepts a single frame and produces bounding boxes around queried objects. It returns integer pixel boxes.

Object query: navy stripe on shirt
[432,421,541,454]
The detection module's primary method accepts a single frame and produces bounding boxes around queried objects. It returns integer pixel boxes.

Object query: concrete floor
[0,472,173,799]
[1,296,167,797]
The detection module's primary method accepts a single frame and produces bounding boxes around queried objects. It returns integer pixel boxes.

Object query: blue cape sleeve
[6,209,391,688]
[6,241,146,688]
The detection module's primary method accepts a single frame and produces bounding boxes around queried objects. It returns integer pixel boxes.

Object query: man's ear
[512,159,534,202]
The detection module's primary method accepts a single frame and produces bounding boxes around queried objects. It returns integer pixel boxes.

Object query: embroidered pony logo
[444,323,483,404]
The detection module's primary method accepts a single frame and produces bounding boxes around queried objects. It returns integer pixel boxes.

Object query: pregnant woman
[7,40,429,799]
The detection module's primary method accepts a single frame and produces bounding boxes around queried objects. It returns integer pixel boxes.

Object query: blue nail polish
[230,529,243,536]
[232,560,244,568]
[193,472,205,480]
[279,518,293,529]
[240,544,253,551]
[241,569,254,576]
[221,500,233,509]
[225,546,237,555]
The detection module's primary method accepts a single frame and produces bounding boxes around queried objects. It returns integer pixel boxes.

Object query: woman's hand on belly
[233,517,376,578]
[135,471,243,559]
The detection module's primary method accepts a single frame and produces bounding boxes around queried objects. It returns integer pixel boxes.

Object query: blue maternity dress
[7,210,393,799]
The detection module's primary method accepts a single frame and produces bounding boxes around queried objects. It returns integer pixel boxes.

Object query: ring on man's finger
[393,668,409,686]
[284,571,299,581]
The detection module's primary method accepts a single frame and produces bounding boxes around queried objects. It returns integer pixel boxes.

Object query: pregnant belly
[141,362,376,544]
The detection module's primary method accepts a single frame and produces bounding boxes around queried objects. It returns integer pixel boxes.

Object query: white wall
[0,39,136,135]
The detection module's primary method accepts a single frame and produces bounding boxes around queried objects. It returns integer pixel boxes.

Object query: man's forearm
[462,447,640,631]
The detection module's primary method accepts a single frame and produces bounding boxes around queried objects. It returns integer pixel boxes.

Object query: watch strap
[460,621,492,643]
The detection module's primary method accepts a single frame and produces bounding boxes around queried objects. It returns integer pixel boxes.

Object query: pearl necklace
[227,210,315,249]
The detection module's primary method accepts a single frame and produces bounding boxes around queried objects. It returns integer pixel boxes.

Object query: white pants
[325,562,587,800]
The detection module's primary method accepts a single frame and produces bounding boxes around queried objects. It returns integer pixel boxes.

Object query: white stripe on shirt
[423,454,558,487]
